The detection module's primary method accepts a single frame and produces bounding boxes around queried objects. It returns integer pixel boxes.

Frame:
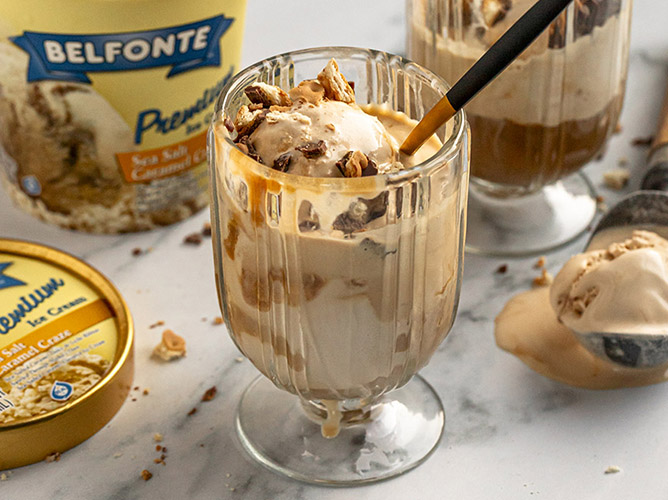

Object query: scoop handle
[641,81,668,191]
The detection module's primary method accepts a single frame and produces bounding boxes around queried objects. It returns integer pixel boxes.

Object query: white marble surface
[2,1,668,498]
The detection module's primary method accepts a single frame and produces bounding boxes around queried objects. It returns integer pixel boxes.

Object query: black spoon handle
[446,0,573,110]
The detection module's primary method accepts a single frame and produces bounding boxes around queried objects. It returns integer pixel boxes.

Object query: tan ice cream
[214,60,464,437]
[551,231,668,336]
[495,230,668,389]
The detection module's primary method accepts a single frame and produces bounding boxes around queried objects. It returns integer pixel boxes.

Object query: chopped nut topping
[496,264,508,274]
[273,152,293,172]
[336,151,368,178]
[202,386,217,402]
[244,82,292,107]
[141,469,153,481]
[317,59,355,103]
[132,247,143,256]
[235,135,264,164]
[234,105,266,136]
[296,140,327,159]
[603,168,630,190]
[152,330,187,361]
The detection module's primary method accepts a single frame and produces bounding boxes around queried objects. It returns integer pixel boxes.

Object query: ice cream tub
[0,0,247,233]
[0,239,134,469]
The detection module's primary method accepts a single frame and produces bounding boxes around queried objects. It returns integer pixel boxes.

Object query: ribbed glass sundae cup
[209,47,469,485]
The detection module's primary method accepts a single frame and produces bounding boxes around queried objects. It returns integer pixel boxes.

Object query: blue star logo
[0,262,26,290]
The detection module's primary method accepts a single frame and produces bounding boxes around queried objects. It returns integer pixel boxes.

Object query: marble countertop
[2,1,668,498]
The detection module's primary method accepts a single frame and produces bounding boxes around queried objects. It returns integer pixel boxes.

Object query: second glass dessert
[209,47,469,484]
[408,0,632,255]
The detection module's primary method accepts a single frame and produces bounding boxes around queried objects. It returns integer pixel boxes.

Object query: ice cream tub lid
[0,239,134,470]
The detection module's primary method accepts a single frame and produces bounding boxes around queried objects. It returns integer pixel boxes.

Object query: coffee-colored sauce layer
[495,287,668,389]
[469,96,621,189]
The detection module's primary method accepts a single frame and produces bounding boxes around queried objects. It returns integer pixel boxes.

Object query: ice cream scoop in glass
[208,48,469,485]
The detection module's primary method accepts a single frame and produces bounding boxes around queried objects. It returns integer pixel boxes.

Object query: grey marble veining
[2,1,668,499]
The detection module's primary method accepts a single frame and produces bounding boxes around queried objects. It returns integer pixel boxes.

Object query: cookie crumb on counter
[153,433,163,443]
[495,264,508,274]
[534,256,546,269]
[603,168,630,190]
[44,452,61,463]
[631,136,653,147]
[532,268,553,288]
[152,330,186,361]
[213,316,224,325]
[604,465,621,474]
[149,320,165,329]
[183,232,203,245]
[141,469,153,481]
[202,386,217,402]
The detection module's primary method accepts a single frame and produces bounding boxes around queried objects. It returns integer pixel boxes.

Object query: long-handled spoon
[400,0,573,156]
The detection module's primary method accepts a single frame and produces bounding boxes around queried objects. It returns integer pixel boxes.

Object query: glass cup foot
[235,375,445,486]
[465,172,597,257]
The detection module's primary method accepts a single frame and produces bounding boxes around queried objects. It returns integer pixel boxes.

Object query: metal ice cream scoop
[571,84,668,370]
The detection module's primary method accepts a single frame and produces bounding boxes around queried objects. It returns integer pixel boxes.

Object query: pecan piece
[296,140,327,159]
[317,59,355,103]
[335,151,368,178]
[244,82,292,107]
[273,152,292,172]
[235,135,264,164]
[233,105,266,136]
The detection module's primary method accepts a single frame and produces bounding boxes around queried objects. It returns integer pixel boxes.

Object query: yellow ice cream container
[0,239,134,470]
[0,0,247,233]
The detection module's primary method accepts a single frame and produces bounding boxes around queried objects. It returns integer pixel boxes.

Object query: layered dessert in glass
[408,0,632,255]
[209,48,469,484]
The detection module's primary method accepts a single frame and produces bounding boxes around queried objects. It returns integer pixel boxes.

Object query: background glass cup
[209,47,469,485]
[408,0,633,256]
